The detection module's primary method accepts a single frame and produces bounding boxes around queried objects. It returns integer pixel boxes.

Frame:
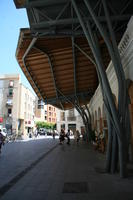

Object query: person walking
[59,129,65,144]
[66,129,70,145]
[75,130,80,144]
[52,130,55,139]
[0,129,5,154]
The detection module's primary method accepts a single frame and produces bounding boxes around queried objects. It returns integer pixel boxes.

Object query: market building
[14,0,133,177]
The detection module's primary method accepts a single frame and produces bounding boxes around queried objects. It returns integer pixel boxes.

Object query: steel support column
[102,0,127,120]
[72,36,77,99]
[34,46,64,110]
[71,0,121,140]
[22,37,47,101]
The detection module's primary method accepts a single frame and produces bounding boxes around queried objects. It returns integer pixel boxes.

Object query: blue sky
[0,0,33,91]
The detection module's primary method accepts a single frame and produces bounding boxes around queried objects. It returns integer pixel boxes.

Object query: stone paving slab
[0,139,133,200]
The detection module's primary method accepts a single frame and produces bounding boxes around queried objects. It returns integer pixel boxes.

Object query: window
[49,112,51,116]
[8,88,13,96]
[61,124,65,129]
[8,108,12,114]
[49,106,51,110]
[49,118,51,122]
[6,99,13,106]
[60,112,65,121]
[9,80,14,88]
[8,108,12,117]
[68,109,75,117]
[25,103,27,110]
[38,99,44,109]
[45,116,47,120]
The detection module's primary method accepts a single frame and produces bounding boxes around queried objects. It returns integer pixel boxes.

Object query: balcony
[7,114,12,117]
[67,116,76,121]
[8,81,14,88]
[6,99,13,106]
[7,93,13,98]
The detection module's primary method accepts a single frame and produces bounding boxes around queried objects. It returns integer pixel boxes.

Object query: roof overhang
[14,0,26,8]
[16,28,110,109]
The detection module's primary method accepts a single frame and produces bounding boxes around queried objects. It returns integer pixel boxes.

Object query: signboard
[0,117,3,123]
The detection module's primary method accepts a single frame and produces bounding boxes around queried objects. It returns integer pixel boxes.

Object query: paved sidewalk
[0,139,133,200]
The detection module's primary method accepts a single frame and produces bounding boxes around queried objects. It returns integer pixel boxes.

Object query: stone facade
[56,108,84,134]
[88,16,133,157]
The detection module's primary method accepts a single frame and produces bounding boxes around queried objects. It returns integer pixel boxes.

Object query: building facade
[88,17,133,159]
[0,74,58,138]
[35,100,57,124]
[35,99,45,122]
[56,108,84,134]
[18,83,35,138]
[47,105,57,124]
[0,74,21,134]
[0,74,36,138]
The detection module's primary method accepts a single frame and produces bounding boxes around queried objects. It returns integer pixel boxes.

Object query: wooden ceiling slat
[51,53,73,61]
[53,59,73,66]
[55,73,74,79]
[35,78,54,84]
[53,63,73,70]
[25,59,48,66]
[55,68,74,76]
[30,68,51,75]
[30,64,51,71]
[25,54,47,61]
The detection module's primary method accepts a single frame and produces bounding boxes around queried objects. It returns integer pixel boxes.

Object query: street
[0,137,58,189]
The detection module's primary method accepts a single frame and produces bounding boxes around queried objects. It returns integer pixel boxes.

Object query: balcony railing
[7,94,13,97]
[6,99,13,106]
[67,116,76,121]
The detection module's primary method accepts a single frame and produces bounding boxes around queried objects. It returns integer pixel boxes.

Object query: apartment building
[0,74,35,138]
[47,105,57,124]
[0,74,20,134]
[34,98,45,122]
[18,83,35,138]
[34,98,57,124]
[56,108,84,134]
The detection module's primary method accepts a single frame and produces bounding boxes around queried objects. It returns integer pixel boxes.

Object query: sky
[0,0,33,91]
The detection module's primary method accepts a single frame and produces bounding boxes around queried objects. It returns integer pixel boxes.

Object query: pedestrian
[0,129,5,154]
[52,130,55,139]
[34,129,38,138]
[29,131,32,138]
[66,129,70,145]
[59,129,65,144]
[75,130,80,143]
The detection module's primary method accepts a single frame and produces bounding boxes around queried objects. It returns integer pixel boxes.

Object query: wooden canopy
[16,28,110,109]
